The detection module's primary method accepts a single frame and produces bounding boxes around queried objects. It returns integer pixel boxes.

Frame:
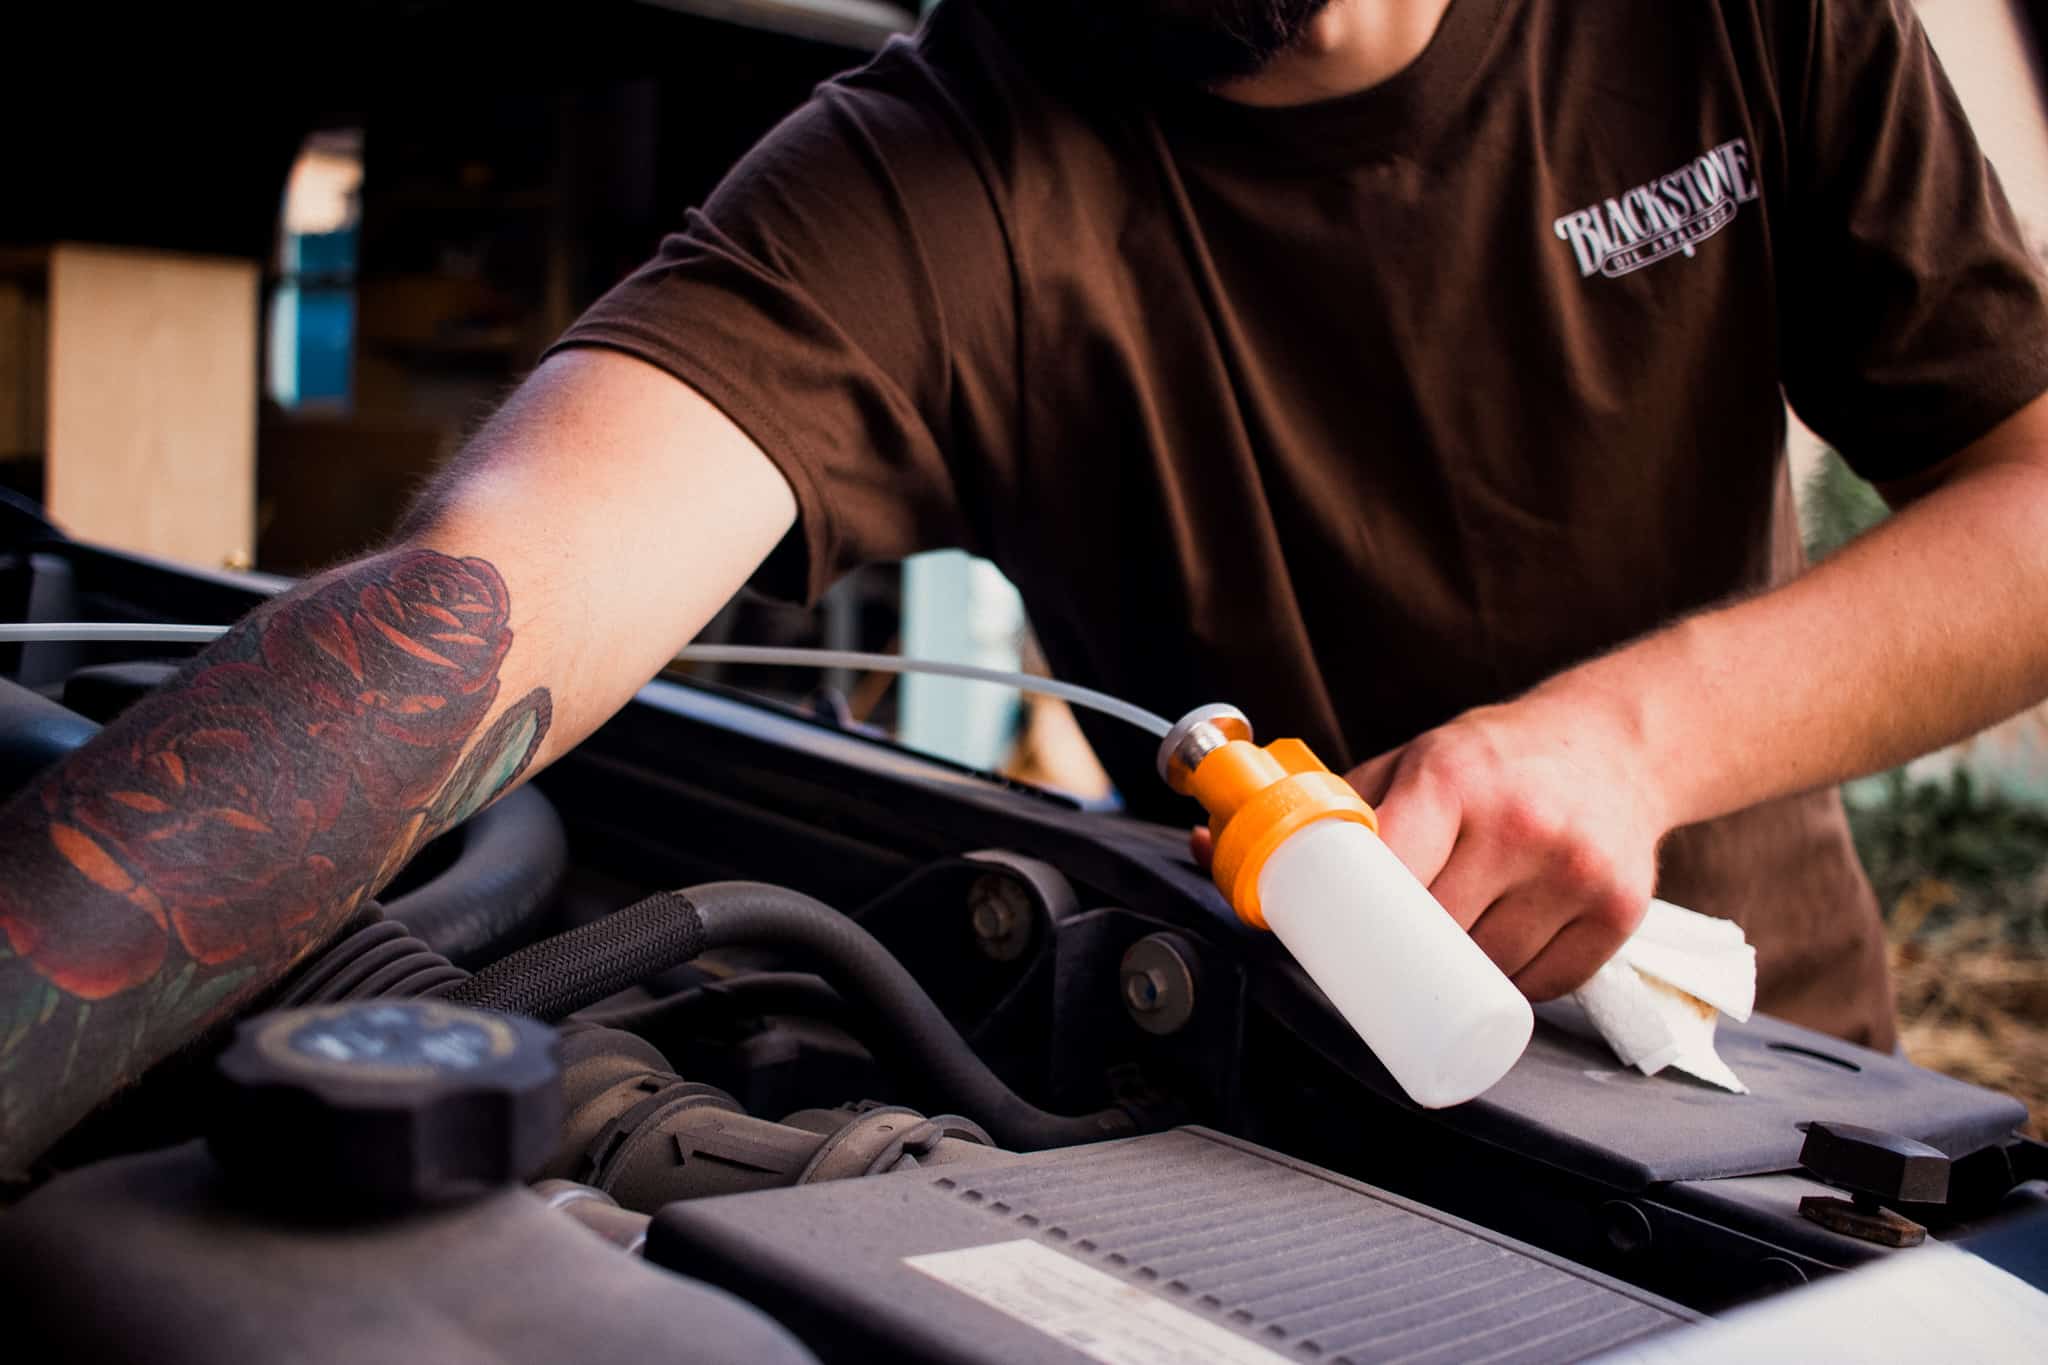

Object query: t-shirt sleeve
[546,58,1018,604]
[1776,0,2048,483]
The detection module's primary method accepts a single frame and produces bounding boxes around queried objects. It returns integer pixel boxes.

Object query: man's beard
[1026,1,1336,88]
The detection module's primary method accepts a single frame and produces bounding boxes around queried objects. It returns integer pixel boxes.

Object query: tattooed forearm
[0,547,550,1172]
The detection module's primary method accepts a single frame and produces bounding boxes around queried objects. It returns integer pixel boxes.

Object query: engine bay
[3,525,2046,1363]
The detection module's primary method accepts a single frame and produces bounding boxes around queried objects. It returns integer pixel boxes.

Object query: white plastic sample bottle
[1160,706,1534,1108]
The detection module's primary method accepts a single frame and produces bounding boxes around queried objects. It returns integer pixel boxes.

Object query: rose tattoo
[11,665,344,998]
[262,552,514,807]
[0,547,550,1172]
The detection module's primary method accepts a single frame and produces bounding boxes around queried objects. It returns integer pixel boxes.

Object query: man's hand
[1188,685,1666,1002]
[1194,393,2048,1008]
[1341,690,1666,1002]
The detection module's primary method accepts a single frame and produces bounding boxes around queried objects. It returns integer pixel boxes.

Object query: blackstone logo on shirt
[1553,138,1761,279]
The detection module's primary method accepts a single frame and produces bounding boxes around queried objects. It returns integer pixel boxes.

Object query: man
[4,0,2047,1172]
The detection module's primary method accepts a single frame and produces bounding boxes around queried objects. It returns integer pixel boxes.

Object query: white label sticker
[904,1239,1290,1365]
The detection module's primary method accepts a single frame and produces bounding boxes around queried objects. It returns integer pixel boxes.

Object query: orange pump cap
[1189,738,1379,930]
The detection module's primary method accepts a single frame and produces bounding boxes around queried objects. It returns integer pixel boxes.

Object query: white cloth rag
[1571,899,1757,1092]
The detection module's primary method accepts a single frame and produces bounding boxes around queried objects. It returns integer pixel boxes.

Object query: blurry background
[1794,1,2048,1132]
[0,0,2042,1122]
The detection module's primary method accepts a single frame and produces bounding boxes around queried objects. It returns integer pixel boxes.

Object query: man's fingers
[1467,889,1564,980]
[1372,759,1463,894]
[1189,824,1213,870]
[1511,917,1631,1002]
[1345,748,1403,806]
[1421,835,1522,932]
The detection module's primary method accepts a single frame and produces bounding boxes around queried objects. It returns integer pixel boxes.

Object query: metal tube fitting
[1157,703,1254,793]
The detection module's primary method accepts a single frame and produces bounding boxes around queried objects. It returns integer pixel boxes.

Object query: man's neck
[1214,0,1458,107]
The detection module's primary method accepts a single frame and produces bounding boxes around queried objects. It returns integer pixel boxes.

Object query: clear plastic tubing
[0,625,1175,739]
[1257,819,1533,1108]
[676,644,1172,737]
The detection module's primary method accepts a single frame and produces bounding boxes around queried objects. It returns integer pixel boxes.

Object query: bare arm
[1348,391,2048,1000]
[0,350,794,1171]
[1613,393,2048,824]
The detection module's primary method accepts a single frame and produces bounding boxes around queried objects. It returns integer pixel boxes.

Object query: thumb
[1189,824,1214,870]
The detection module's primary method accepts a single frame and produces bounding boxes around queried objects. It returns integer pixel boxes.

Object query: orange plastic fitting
[1188,737,1379,930]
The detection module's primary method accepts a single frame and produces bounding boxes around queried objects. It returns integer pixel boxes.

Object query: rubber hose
[449,890,705,1019]
[574,971,851,1032]
[381,784,569,968]
[0,675,99,798]
[273,919,469,1006]
[451,882,1137,1150]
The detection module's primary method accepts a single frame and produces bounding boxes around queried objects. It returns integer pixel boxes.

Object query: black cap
[211,1000,563,1209]
[1799,1121,1951,1206]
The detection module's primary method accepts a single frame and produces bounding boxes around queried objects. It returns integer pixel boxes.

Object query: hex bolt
[968,874,1033,962]
[1119,934,1198,1036]
[1124,967,1167,1014]
[971,900,1015,940]
[1601,1200,1653,1256]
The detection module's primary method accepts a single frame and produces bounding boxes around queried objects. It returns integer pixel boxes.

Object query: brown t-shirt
[552,0,2048,1049]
